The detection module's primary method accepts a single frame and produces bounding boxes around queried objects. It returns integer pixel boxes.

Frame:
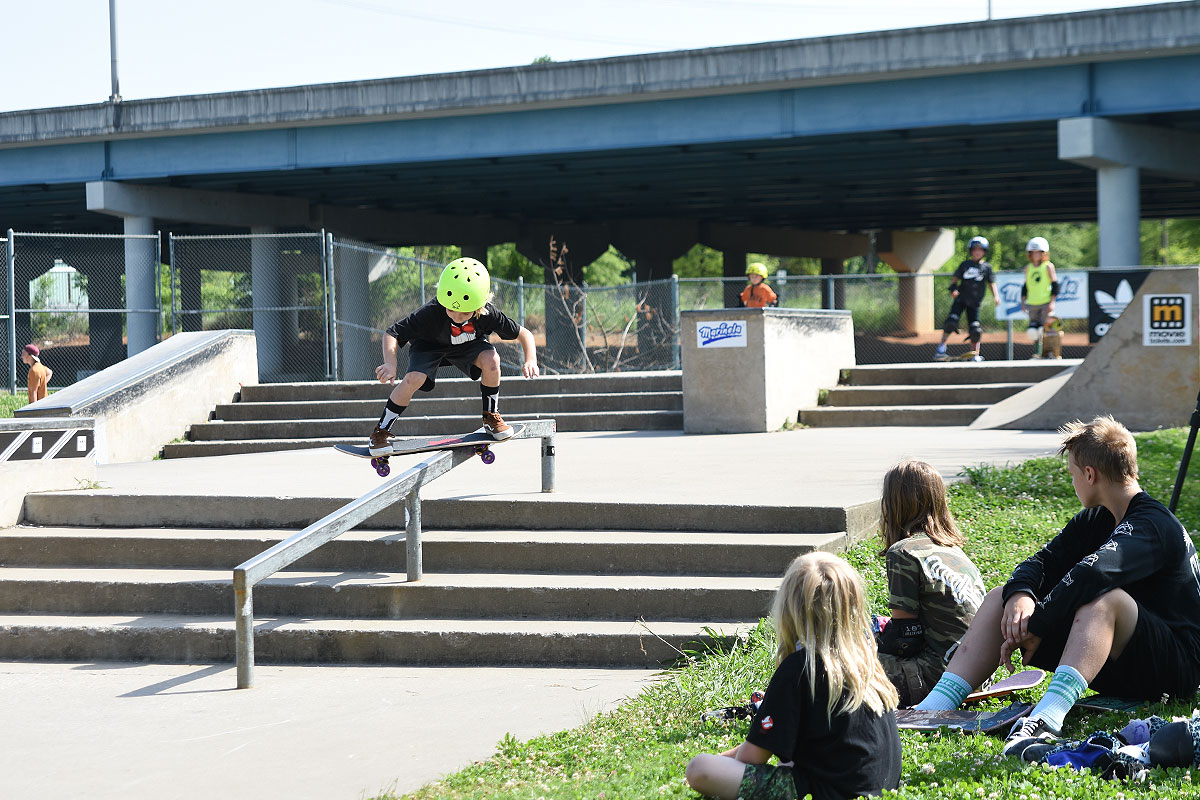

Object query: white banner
[696,320,747,348]
[994,270,1089,321]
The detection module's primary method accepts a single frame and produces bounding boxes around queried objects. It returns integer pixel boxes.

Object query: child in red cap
[21,344,53,404]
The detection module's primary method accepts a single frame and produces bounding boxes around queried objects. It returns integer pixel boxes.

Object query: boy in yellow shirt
[1021,237,1058,359]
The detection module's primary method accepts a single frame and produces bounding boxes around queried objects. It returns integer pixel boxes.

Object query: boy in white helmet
[368,258,539,454]
[1021,237,1058,359]
[934,236,998,362]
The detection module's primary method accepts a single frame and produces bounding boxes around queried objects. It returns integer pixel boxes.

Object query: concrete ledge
[0,418,97,528]
[21,493,877,537]
[18,330,258,463]
[682,308,855,433]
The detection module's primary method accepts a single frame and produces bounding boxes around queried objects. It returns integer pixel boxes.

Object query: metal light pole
[987,1,993,21]
[109,0,121,103]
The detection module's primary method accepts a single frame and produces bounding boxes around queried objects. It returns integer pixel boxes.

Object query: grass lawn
[0,392,27,418]
[388,428,1200,800]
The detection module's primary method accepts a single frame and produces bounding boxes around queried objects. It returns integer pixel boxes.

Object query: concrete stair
[800,360,1080,428]
[166,372,683,457]
[0,493,866,667]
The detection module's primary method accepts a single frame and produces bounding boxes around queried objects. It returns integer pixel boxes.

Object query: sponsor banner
[1143,293,1193,346]
[0,428,96,463]
[1089,270,1150,343]
[994,271,1088,321]
[696,320,747,348]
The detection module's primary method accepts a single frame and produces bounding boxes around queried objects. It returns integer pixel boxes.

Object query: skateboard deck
[336,424,525,477]
[1073,696,1146,714]
[897,702,1032,734]
[702,691,766,723]
[934,351,982,362]
[965,669,1046,703]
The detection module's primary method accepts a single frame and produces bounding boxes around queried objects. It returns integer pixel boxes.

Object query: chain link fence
[169,232,331,382]
[7,230,1164,405]
[6,231,162,395]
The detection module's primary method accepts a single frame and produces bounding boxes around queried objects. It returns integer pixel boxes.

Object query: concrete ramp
[972,266,1199,431]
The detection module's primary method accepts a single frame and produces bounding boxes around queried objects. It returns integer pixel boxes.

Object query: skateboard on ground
[934,350,982,362]
[1073,696,1146,714]
[965,669,1046,703]
[896,702,1032,734]
[702,691,766,723]
[335,424,526,477]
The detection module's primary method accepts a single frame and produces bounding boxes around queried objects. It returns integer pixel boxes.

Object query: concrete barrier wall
[17,330,258,463]
[681,308,855,434]
[0,417,97,528]
[972,267,1199,431]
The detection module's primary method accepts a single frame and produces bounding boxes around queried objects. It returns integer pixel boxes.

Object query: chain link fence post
[517,276,525,324]
[5,231,14,395]
[671,274,681,370]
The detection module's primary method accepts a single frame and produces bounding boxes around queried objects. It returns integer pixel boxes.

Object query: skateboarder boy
[1021,236,1058,358]
[739,262,779,309]
[934,236,999,362]
[877,459,986,707]
[686,553,901,800]
[21,344,52,404]
[911,416,1200,753]
[368,258,539,455]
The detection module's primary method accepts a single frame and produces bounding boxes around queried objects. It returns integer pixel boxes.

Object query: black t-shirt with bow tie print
[385,299,521,349]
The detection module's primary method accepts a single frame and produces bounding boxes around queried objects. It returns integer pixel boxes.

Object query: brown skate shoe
[483,411,514,440]
[368,424,393,456]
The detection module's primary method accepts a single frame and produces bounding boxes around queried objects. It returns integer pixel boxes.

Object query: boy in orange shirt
[739,262,778,308]
[21,344,52,403]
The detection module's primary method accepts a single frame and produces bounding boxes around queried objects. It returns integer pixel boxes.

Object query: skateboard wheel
[480,449,496,465]
[376,463,391,477]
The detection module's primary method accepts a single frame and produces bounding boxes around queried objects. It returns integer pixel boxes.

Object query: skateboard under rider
[335,424,526,477]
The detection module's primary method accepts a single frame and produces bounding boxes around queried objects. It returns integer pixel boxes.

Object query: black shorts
[942,298,981,332]
[1027,601,1200,700]
[405,340,496,392]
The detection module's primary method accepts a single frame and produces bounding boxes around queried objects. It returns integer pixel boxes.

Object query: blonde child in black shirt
[686,553,901,800]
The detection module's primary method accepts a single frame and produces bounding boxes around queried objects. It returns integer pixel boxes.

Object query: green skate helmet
[746,262,769,278]
[437,258,490,313]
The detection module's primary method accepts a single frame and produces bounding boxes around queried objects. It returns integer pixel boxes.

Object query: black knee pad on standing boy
[943,313,961,335]
[969,321,983,344]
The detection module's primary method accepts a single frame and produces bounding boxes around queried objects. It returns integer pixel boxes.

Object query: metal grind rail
[233,418,557,688]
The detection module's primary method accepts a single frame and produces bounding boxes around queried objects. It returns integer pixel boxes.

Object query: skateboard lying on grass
[335,424,526,477]
[1073,696,1146,714]
[964,669,1046,703]
[896,702,1033,734]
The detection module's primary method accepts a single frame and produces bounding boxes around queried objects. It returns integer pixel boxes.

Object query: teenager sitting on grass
[686,552,901,800]
[876,459,986,707]
[910,416,1200,753]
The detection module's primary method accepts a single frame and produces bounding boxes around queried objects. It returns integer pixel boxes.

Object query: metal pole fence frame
[325,232,340,381]
[5,231,14,394]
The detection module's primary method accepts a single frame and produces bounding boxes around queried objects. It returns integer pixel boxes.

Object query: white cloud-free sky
[1,0,1185,113]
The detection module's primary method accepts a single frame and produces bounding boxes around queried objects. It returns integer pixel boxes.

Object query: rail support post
[541,433,556,493]
[234,570,254,689]
[406,489,422,581]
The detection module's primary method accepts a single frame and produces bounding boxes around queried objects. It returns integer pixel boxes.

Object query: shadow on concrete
[119,663,234,697]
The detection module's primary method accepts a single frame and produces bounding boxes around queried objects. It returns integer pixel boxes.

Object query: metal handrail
[232,418,557,688]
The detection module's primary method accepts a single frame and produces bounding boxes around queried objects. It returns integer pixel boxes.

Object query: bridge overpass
[2,1,1199,359]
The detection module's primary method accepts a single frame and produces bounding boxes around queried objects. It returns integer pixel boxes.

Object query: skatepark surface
[3,425,1065,798]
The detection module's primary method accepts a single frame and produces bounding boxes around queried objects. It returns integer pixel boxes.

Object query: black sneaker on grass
[1002,716,1061,758]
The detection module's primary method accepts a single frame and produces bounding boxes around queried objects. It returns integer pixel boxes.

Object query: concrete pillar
[1098,165,1141,268]
[721,250,746,308]
[88,266,125,371]
[123,216,158,356]
[334,243,373,380]
[460,244,488,264]
[250,226,287,381]
[877,229,954,334]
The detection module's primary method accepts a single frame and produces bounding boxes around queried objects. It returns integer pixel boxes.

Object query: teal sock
[1030,665,1088,731]
[913,671,972,711]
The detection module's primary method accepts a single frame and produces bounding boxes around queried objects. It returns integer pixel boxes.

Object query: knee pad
[968,321,983,344]
[1025,325,1042,342]
[943,313,961,335]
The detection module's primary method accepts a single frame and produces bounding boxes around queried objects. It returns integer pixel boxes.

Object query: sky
[0,0,1186,114]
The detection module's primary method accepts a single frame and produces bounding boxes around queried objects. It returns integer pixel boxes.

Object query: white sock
[913,671,973,711]
[1029,665,1088,731]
